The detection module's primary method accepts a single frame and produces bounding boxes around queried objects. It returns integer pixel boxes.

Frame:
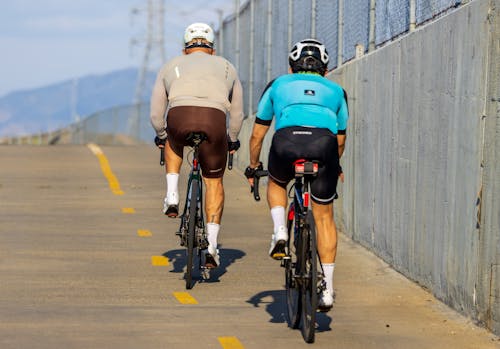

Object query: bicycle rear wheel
[300,211,318,343]
[185,180,199,289]
[285,203,301,328]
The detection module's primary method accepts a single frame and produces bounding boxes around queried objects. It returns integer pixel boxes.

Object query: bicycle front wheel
[300,211,318,343]
[185,179,199,290]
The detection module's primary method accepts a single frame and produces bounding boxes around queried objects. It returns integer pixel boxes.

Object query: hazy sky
[0,0,236,97]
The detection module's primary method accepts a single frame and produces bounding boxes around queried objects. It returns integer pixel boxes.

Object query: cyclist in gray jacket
[150,23,244,268]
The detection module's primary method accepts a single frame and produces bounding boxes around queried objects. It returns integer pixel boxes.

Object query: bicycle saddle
[185,132,208,146]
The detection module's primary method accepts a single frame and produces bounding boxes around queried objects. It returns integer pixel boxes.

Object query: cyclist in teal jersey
[246,39,348,311]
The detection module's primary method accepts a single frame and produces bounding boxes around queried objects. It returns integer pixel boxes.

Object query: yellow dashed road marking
[151,256,169,266]
[173,292,198,304]
[218,336,244,349]
[137,229,152,237]
[87,143,124,195]
[122,207,136,214]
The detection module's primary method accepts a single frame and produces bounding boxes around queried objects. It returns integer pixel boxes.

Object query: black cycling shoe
[269,240,287,260]
[164,205,178,218]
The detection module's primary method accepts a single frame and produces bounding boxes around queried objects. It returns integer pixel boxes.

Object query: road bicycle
[159,132,235,289]
[252,159,326,343]
[161,132,209,289]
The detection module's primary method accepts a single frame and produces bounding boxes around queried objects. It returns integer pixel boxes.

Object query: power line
[131,0,165,104]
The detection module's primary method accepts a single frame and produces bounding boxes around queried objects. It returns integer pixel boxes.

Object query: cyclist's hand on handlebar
[227,139,240,154]
[156,135,167,166]
[245,162,263,187]
[154,136,166,148]
[245,162,263,178]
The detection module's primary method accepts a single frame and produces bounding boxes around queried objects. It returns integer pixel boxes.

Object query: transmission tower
[131,0,165,104]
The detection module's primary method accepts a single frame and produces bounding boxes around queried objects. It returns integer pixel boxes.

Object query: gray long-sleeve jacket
[150,51,244,142]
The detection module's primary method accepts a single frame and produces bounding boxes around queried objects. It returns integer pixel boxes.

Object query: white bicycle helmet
[289,39,329,75]
[184,22,214,49]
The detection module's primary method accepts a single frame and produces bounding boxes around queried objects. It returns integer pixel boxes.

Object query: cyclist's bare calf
[267,177,287,208]
[204,177,224,224]
[165,140,183,173]
[311,201,337,263]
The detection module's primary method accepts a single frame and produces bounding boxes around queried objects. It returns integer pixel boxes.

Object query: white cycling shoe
[204,245,220,269]
[163,192,179,217]
[318,289,335,312]
[269,225,288,260]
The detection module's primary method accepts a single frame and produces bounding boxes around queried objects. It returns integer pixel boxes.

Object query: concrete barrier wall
[233,0,500,334]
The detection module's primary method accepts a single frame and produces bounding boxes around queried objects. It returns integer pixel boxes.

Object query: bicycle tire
[300,211,318,343]
[185,179,199,290]
[285,203,301,328]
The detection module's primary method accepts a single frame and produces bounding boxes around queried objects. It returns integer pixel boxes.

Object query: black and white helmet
[289,39,329,75]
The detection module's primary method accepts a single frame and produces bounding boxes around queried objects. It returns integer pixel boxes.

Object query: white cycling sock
[322,263,335,294]
[270,206,286,233]
[206,223,220,248]
[166,173,179,196]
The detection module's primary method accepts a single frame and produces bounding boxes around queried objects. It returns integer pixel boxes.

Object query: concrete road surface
[0,145,498,349]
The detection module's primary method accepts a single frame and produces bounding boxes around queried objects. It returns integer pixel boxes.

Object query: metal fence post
[217,9,224,57]
[266,0,273,82]
[338,0,344,67]
[288,0,293,50]
[235,0,240,71]
[311,0,316,38]
[410,0,416,31]
[249,0,255,116]
[369,0,376,51]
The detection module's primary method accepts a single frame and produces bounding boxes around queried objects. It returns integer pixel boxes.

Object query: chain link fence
[70,103,153,145]
[218,0,471,117]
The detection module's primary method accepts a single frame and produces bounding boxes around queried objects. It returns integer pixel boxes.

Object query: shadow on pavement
[163,245,245,285]
[247,289,332,331]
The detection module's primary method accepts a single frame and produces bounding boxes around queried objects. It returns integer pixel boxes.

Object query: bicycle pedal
[201,267,211,280]
[271,252,286,260]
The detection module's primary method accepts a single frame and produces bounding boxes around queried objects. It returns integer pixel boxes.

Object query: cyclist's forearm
[249,123,268,167]
[338,144,345,158]
[227,79,244,141]
[249,139,263,167]
[150,76,168,138]
[337,134,346,158]
[228,112,243,142]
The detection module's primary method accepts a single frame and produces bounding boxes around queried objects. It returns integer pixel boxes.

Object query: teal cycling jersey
[256,73,349,135]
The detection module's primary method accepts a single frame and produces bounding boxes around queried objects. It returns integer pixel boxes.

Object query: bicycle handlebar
[252,169,268,201]
[228,153,233,170]
[160,147,165,166]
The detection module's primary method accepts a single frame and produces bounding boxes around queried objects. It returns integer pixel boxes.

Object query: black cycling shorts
[268,126,341,204]
[167,106,228,179]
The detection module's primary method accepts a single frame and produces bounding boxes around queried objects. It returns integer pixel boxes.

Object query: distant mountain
[0,68,156,137]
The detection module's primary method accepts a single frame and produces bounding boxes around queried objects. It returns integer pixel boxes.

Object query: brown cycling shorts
[166,106,228,178]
